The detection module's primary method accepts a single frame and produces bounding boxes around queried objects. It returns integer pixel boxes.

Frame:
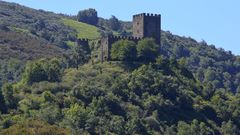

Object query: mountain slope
[0,1,240,134]
[0,0,239,93]
[1,60,240,134]
[160,31,240,93]
[0,0,75,47]
[0,29,64,60]
[0,1,86,85]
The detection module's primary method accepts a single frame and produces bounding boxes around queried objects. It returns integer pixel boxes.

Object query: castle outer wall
[100,35,141,61]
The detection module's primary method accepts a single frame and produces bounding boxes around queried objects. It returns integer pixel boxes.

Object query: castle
[78,13,161,62]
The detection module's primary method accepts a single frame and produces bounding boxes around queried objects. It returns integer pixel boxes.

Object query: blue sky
[4,0,240,55]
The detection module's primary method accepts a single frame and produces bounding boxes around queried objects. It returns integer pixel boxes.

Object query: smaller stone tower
[133,13,161,45]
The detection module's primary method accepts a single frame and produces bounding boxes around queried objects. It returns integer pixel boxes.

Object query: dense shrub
[21,58,62,85]
[137,38,160,61]
[1,120,70,135]
[111,40,137,61]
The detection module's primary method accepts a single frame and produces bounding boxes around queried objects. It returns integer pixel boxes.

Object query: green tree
[38,104,62,125]
[203,83,215,100]
[210,91,232,121]
[108,15,122,31]
[44,58,61,82]
[173,45,190,58]
[22,58,62,85]
[77,8,98,25]
[22,60,48,85]
[111,40,137,61]
[177,121,191,135]
[177,120,212,135]
[1,83,17,109]
[204,68,216,82]
[221,121,239,135]
[67,45,89,69]
[65,103,90,132]
[0,87,7,113]
[19,96,41,116]
[109,116,126,134]
[137,38,159,62]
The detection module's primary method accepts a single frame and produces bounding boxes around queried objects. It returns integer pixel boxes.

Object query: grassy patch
[61,18,101,40]
[9,27,29,33]
[66,41,76,48]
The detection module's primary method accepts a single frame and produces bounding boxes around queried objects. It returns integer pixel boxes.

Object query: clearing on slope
[62,18,101,40]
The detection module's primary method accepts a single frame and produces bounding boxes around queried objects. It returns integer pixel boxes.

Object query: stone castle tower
[98,13,161,61]
[133,13,161,45]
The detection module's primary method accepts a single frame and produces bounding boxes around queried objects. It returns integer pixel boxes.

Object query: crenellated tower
[133,13,161,45]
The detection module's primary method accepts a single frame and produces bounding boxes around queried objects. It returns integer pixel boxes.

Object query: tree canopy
[21,58,62,85]
[108,15,122,31]
[137,38,160,61]
[111,40,137,61]
[77,8,98,25]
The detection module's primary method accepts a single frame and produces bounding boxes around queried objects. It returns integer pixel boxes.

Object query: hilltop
[0,1,240,134]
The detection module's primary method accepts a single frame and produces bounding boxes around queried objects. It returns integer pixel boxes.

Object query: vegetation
[0,1,240,134]
[111,40,137,61]
[21,58,62,85]
[77,8,98,26]
[65,44,90,69]
[161,31,240,93]
[0,1,75,48]
[108,15,122,31]
[137,38,160,61]
[110,38,160,62]
[62,18,101,40]
[0,119,70,135]
[1,57,240,134]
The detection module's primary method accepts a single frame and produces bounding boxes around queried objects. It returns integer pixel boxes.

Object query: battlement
[77,38,89,46]
[106,35,142,41]
[133,13,160,18]
[78,38,89,42]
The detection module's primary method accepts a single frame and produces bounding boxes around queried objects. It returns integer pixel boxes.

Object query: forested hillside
[0,1,76,47]
[1,58,240,134]
[0,1,240,134]
[160,31,240,93]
